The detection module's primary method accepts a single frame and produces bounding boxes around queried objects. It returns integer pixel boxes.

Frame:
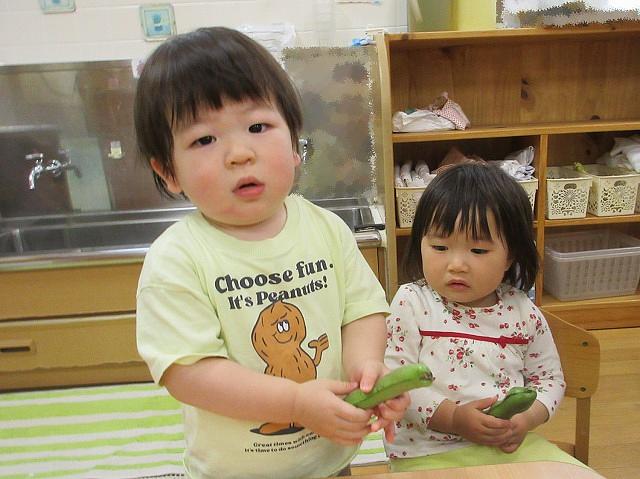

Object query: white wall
[0,0,408,66]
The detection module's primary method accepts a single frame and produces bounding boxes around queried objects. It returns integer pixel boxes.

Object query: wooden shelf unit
[375,25,640,329]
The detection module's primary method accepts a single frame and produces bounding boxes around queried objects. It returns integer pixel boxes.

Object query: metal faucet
[299,137,310,164]
[26,150,81,190]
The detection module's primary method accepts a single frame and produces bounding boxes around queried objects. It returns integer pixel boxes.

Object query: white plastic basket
[518,177,538,213]
[636,183,640,213]
[546,166,593,219]
[544,230,640,301]
[395,186,426,228]
[577,164,640,216]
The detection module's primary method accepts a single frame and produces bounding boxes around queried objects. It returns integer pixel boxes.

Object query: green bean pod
[486,386,537,419]
[344,363,434,409]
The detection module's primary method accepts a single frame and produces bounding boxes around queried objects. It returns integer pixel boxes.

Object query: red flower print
[449,343,474,368]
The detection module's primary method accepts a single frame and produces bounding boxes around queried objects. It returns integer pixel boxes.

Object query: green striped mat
[0,383,387,478]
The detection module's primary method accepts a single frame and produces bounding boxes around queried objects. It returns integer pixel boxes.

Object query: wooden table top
[347,461,605,479]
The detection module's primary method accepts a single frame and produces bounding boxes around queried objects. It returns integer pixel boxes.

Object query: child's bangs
[168,66,272,130]
[426,195,497,242]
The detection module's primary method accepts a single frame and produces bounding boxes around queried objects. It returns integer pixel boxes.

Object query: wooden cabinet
[0,313,150,391]
[0,261,142,320]
[375,24,640,329]
[0,261,150,391]
[361,246,385,286]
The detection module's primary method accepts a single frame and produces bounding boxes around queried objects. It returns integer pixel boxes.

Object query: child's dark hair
[134,26,303,197]
[404,162,539,291]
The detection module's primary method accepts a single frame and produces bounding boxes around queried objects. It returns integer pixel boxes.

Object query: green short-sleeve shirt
[136,195,389,478]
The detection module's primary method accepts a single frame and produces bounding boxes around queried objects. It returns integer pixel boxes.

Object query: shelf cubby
[376,25,640,329]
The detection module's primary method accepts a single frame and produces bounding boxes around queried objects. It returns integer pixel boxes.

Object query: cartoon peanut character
[251,300,329,435]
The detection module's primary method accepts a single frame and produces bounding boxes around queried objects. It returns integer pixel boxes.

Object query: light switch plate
[39,0,76,14]
[140,4,176,41]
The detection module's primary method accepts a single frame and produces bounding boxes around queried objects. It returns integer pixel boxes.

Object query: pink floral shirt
[384,281,565,459]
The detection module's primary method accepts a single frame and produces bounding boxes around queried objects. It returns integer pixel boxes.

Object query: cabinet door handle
[0,339,35,354]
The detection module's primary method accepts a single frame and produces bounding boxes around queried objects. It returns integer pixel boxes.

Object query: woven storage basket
[544,230,640,301]
[395,186,426,228]
[518,177,538,212]
[546,166,592,219]
[578,164,640,216]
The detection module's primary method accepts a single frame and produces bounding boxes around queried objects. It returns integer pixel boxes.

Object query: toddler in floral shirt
[384,163,583,471]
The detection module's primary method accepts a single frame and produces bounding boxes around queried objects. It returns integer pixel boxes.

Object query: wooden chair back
[542,309,601,465]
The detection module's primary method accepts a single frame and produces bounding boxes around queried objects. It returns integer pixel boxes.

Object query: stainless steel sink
[0,198,383,267]
[1,219,179,254]
[0,207,194,261]
[312,197,378,231]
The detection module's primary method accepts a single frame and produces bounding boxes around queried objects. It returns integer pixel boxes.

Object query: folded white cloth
[505,146,535,166]
[394,165,404,187]
[392,109,455,133]
[489,146,536,180]
[600,136,640,172]
[415,160,430,178]
[490,160,535,180]
[394,160,436,187]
